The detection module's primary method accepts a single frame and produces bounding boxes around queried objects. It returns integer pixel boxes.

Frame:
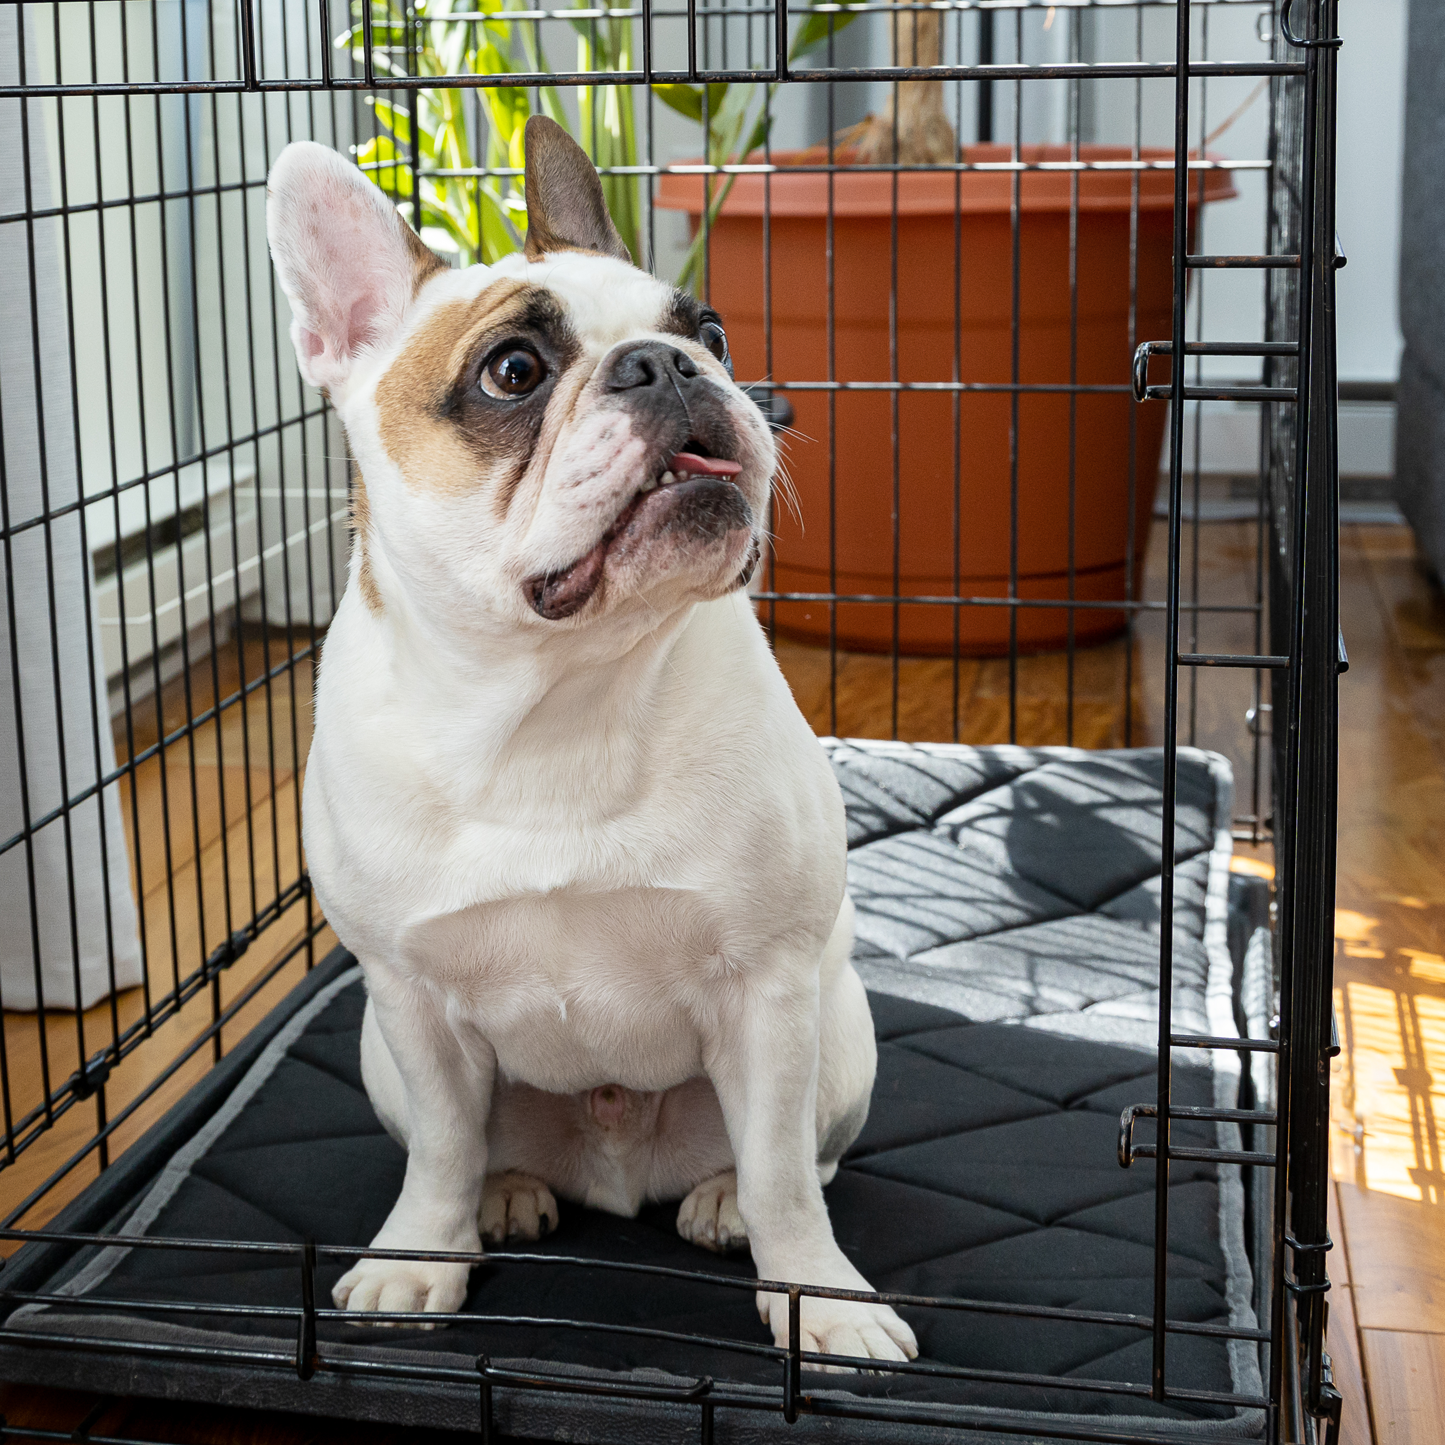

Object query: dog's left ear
[523,116,632,265]
[267,141,443,396]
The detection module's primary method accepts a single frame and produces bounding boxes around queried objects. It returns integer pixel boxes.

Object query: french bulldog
[265,117,916,1365]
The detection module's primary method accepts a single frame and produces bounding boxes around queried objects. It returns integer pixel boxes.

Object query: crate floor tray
[0,744,1265,1443]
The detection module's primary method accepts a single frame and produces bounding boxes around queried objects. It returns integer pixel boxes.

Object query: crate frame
[0,2,1343,1442]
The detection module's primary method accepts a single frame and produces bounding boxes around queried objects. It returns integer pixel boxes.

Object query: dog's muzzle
[659,474,752,541]
[526,414,756,625]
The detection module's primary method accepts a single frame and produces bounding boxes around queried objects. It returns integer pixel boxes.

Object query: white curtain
[0,8,143,1012]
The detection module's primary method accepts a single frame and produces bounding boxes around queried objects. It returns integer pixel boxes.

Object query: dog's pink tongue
[670,451,742,478]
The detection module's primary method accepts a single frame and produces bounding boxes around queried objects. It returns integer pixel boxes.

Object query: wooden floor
[0,628,336,1245]
[1324,523,1445,1445]
[0,517,1441,1441]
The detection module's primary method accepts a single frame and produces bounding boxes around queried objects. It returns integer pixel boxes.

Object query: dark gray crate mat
[0,744,1263,1441]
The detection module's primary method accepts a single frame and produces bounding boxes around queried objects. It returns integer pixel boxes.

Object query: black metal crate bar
[0,2,1341,1442]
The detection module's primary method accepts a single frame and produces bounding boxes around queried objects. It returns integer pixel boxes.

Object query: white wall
[1178,0,1407,477]
[28,0,351,674]
[1336,0,1407,383]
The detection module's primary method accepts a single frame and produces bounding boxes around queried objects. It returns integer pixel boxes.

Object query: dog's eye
[699,317,729,365]
[481,348,546,398]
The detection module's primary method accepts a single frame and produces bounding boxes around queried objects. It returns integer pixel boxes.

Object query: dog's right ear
[267,142,443,396]
[523,116,632,264]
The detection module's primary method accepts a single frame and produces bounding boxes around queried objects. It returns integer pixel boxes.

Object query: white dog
[266,118,917,1366]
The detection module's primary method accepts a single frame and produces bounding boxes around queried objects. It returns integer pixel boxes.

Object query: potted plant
[339,0,643,264]
[656,13,1236,655]
[341,0,840,276]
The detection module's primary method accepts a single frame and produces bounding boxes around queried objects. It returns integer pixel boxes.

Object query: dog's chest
[406,885,722,1094]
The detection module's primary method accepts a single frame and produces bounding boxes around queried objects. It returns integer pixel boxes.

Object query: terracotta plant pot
[656,145,1236,655]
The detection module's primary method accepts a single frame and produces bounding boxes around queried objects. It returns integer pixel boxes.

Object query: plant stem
[675,89,775,294]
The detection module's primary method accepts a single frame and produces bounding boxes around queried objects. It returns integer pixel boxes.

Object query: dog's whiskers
[771,461,803,529]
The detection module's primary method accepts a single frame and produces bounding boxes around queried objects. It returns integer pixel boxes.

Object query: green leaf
[337,0,640,264]
[419,197,475,258]
[537,85,569,129]
[565,2,605,45]
[790,2,862,61]
[365,98,441,163]
[368,97,412,147]
[651,81,731,126]
[474,41,532,144]
[711,78,753,134]
[356,135,416,200]
[478,181,521,263]
[651,83,704,123]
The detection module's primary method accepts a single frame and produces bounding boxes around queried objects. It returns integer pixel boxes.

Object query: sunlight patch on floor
[1333,969,1445,1205]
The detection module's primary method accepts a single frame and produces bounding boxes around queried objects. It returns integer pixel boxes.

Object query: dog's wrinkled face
[266,120,772,640]
[377,257,769,625]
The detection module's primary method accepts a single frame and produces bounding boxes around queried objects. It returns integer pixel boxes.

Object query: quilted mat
[0,744,1264,1443]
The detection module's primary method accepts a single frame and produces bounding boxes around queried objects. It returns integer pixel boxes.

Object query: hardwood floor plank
[0,915,335,1240]
[1335,1182,1445,1336]
[1328,522,1445,1437]
[0,768,328,1238]
[119,760,291,901]
[1360,1329,1445,1445]
[2,776,308,1099]
[1335,528,1445,909]
[1328,1180,1375,1445]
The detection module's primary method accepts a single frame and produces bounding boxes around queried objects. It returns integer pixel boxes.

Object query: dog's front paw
[481,1172,559,1244]
[677,1171,750,1254]
[332,1257,471,1324]
[758,1291,918,1371]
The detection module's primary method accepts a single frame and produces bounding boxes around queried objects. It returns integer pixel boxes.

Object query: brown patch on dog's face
[375,277,578,500]
[350,473,382,614]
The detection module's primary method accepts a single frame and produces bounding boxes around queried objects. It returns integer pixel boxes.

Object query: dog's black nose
[605,340,699,391]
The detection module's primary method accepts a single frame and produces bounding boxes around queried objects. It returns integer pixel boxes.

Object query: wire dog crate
[0,1,1342,1442]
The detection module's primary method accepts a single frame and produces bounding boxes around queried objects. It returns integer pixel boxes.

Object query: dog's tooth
[640,474,658,492]
[661,470,676,487]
